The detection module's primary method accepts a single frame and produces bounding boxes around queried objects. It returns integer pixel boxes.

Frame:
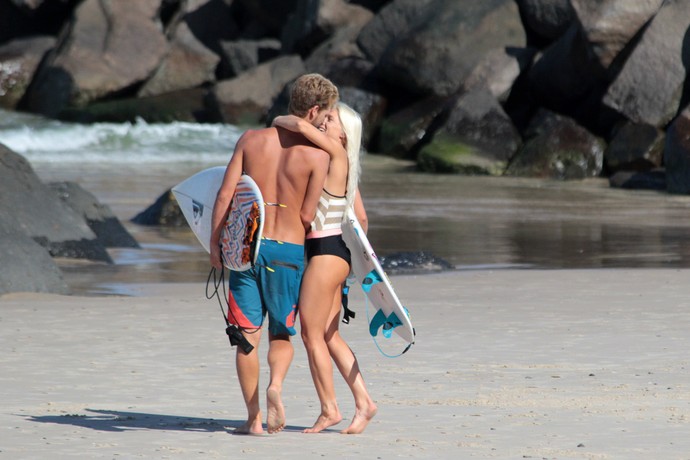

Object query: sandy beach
[2,269,690,459]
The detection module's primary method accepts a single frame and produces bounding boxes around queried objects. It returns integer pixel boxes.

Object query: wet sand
[2,269,690,459]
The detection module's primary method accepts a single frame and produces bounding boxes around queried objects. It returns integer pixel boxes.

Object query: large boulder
[604,122,664,173]
[0,36,55,109]
[462,46,537,103]
[572,0,664,76]
[377,95,451,159]
[526,23,604,115]
[177,0,239,58]
[418,89,521,175]
[24,0,168,117]
[234,0,301,35]
[602,0,690,127]
[304,20,371,78]
[131,190,186,227]
[211,55,306,125]
[516,0,574,42]
[339,86,386,149]
[665,107,690,194]
[505,110,605,179]
[357,0,435,64]
[0,221,70,296]
[49,181,140,249]
[137,21,220,98]
[218,38,282,78]
[58,88,218,124]
[282,0,373,54]
[0,143,111,262]
[367,0,526,97]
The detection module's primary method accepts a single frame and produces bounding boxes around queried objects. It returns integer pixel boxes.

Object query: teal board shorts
[227,238,304,336]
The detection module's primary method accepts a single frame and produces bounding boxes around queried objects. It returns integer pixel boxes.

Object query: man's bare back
[241,127,329,245]
[209,126,328,267]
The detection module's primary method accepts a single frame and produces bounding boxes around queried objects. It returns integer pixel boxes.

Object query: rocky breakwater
[2,0,690,187]
[3,0,690,293]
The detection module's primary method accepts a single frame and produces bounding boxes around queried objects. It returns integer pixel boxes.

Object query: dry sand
[2,269,690,459]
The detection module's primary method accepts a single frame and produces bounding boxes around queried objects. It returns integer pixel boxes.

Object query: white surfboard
[171,167,264,271]
[342,208,415,345]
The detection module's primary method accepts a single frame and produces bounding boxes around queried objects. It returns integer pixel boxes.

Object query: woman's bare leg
[325,286,377,434]
[299,255,350,433]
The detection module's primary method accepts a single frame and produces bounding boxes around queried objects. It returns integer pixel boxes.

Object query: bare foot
[341,403,377,434]
[233,416,264,435]
[266,387,286,433]
[303,411,343,433]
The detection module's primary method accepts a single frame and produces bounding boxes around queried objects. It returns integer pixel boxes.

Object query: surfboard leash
[206,267,256,354]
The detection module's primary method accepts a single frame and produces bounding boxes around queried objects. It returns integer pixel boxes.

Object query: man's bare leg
[266,333,293,433]
[234,329,264,435]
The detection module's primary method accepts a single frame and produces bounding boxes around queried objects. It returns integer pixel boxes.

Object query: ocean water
[3,109,690,295]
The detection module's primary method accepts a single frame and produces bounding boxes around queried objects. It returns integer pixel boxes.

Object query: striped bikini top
[307,189,347,239]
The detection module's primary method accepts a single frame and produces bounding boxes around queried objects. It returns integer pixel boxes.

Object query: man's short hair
[288,74,339,117]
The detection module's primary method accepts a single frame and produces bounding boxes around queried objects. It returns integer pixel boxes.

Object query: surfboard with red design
[172,167,264,271]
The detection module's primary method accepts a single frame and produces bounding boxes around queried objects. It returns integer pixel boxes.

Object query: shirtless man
[209,74,337,435]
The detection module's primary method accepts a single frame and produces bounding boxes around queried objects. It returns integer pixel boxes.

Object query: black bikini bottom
[305,234,351,265]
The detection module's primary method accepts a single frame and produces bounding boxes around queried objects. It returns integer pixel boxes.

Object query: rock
[4,0,77,45]
[505,110,605,179]
[373,0,526,97]
[24,0,168,117]
[418,89,522,175]
[463,46,537,103]
[526,23,605,116]
[281,0,373,55]
[357,0,435,64]
[0,143,111,262]
[218,38,281,78]
[0,36,55,110]
[304,21,370,78]
[211,55,306,125]
[137,21,220,98]
[49,181,140,249]
[378,95,451,159]
[609,170,666,191]
[58,87,218,124]
[234,0,301,35]
[572,0,664,75]
[665,106,690,194]
[602,0,690,127]
[179,0,239,57]
[131,189,187,227]
[0,221,70,295]
[338,86,386,149]
[604,122,664,173]
[516,0,574,42]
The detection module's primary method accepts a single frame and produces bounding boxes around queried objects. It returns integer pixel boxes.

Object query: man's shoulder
[241,126,276,140]
[292,144,329,161]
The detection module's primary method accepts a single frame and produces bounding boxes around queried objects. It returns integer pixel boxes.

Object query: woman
[273,102,377,434]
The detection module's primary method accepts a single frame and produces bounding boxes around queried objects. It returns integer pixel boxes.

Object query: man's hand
[210,245,223,270]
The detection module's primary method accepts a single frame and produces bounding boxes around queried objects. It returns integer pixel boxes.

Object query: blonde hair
[288,73,339,117]
[337,102,362,216]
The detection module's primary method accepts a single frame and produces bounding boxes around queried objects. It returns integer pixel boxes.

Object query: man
[209,73,338,435]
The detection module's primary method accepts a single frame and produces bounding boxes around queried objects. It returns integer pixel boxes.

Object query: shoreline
[2,269,690,459]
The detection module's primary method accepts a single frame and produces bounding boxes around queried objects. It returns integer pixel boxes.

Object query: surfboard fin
[361,269,383,293]
[369,309,403,338]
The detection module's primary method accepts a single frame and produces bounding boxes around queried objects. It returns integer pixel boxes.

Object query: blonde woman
[273,102,377,434]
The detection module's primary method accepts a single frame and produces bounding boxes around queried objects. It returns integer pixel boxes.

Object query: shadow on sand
[25,408,314,434]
